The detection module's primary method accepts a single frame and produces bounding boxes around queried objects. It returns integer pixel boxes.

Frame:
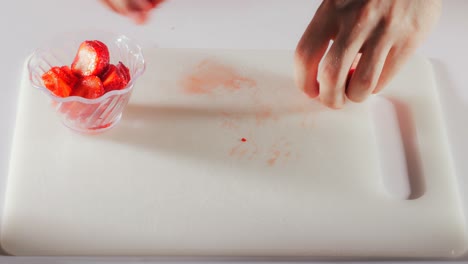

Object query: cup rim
[27,32,146,104]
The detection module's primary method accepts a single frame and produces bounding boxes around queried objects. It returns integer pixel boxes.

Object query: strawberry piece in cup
[65,76,105,121]
[31,33,144,134]
[42,66,78,97]
[71,76,105,99]
[42,40,131,101]
[71,40,110,77]
[101,62,131,92]
[117,61,131,84]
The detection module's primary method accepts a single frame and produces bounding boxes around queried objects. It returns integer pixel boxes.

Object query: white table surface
[0,0,467,263]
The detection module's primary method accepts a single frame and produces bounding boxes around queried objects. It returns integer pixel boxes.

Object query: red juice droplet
[346,68,355,89]
[241,138,247,142]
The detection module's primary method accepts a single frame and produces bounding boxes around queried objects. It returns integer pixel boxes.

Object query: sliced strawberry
[101,65,124,92]
[71,40,110,77]
[42,66,78,97]
[72,76,105,99]
[101,62,130,92]
[117,61,131,83]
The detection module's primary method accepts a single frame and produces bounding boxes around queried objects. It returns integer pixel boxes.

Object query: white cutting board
[1,49,466,258]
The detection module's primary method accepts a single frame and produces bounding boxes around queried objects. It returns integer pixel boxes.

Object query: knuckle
[335,33,354,50]
[358,4,377,24]
[294,50,306,67]
[379,16,400,38]
[386,17,401,33]
[295,44,316,66]
[334,0,354,9]
[295,41,308,57]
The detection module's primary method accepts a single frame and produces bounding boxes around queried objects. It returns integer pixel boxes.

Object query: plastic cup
[28,31,145,134]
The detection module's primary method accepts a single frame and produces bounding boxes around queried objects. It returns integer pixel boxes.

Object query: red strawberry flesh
[101,62,131,92]
[71,40,110,77]
[72,76,105,99]
[117,61,131,83]
[42,66,78,97]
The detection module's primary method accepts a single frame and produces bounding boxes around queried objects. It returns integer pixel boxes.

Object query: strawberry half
[42,66,78,97]
[117,61,131,83]
[101,62,131,92]
[71,40,110,77]
[72,76,105,99]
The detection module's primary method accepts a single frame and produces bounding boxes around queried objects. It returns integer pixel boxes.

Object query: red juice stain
[229,137,259,160]
[267,150,281,166]
[220,111,241,130]
[255,105,279,126]
[181,59,256,95]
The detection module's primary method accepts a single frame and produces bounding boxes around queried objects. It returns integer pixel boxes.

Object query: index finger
[295,1,336,98]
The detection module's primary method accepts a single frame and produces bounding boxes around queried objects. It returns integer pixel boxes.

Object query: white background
[0,0,467,263]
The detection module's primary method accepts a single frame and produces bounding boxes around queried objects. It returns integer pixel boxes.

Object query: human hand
[99,0,164,24]
[295,0,441,109]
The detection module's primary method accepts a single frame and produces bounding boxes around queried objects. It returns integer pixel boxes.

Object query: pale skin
[295,0,442,108]
[99,0,163,24]
[100,0,442,109]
